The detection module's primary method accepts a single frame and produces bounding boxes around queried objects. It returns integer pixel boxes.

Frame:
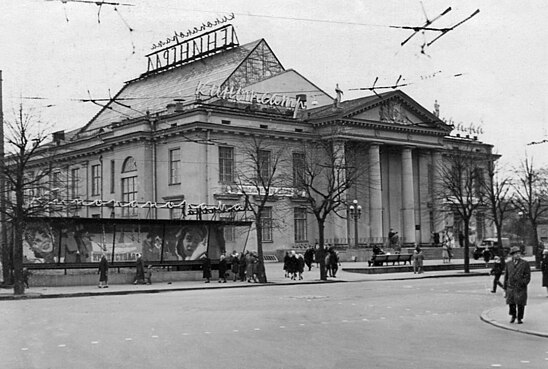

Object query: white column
[369,143,382,242]
[402,147,416,244]
[432,150,444,233]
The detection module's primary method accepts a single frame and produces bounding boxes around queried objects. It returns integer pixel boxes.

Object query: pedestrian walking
[202,254,212,283]
[541,249,548,296]
[238,252,247,281]
[413,246,424,274]
[503,246,531,324]
[145,265,153,285]
[283,251,290,278]
[98,254,109,288]
[442,243,449,263]
[218,253,228,283]
[297,253,305,280]
[304,247,314,271]
[133,253,145,284]
[490,256,504,293]
[230,251,239,282]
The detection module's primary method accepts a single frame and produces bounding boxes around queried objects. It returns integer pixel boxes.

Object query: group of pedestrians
[283,250,305,280]
[202,250,261,283]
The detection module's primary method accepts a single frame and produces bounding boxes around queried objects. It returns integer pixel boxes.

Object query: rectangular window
[258,150,271,179]
[121,176,137,217]
[110,160,115,194]
[294,207,307,242]
[52,171,61,191]
[169,148,181,184]
[219,146,234,183]
[91,164,101,196]
[292,152,305,187]
[261,207,273,242]
[474,167,484,196]
[70,168,80,198]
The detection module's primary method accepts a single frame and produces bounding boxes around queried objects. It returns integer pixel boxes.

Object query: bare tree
[296,136,370,280]
[436,146,488,273]
[235,136,292,283]
[511,157,548,269]
[483,156,513,257]
[0,105,56,294]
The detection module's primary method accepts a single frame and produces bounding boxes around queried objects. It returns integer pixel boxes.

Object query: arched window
[121,157,138,217]
[122,157,137,173]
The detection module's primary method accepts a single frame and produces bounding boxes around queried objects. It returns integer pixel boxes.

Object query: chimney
[52,130,65,143]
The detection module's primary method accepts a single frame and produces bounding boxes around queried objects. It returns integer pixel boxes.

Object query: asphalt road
[2,274,548,369]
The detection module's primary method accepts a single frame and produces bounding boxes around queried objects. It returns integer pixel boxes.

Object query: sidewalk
[2,257,546,338]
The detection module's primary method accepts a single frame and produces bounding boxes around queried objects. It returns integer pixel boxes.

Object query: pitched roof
[81,39,269,132]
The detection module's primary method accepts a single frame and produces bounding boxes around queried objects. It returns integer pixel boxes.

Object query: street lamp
[349,199,362,248]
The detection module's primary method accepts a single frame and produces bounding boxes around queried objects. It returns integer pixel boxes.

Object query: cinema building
[27,25,497,262]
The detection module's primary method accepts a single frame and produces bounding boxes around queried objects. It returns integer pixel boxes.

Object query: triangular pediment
[345,91,444,128]
[224,39,285,89]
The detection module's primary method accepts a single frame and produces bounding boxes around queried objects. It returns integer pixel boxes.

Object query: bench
[368,253,412,266]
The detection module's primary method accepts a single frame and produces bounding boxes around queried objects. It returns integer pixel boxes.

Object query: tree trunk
[317,220,327,281]
[13,217,24,295]
[463,219,470,273]
[255,220,267,283]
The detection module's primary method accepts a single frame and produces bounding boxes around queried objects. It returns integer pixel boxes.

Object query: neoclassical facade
[30,31,496,255]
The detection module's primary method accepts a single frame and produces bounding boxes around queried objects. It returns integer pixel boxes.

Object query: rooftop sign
[195,82,305,111]
[145,24,239,75]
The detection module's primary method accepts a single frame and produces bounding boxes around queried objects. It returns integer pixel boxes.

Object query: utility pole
[0,71,8,284]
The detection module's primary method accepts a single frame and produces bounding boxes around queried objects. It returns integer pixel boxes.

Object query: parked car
[479,238,511,256]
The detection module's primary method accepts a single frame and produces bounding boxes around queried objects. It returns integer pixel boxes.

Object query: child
[145,265,153,285]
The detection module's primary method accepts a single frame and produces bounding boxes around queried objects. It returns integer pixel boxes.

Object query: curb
[480,308,548,338]
[0,271,490,301]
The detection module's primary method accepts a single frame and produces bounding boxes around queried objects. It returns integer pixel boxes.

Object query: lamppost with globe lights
[349,199,362,248]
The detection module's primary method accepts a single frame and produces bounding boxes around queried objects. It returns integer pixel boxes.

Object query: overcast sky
[2,0,547,169]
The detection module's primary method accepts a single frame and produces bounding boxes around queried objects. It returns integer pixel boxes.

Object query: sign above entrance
[145,24,239,74]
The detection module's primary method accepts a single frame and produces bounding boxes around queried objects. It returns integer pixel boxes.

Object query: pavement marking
[21,348,29,351]
[125,338,133,341]
[520,360,530,363]
[362,318,369,321]
[58,344,66,348]
[254,328,261,331]
[204,332,211,334]
[91,341,99,344]
[490,364,501,367]
[151,335,159,338]
[233,330,239,332]
[299,324,305,326]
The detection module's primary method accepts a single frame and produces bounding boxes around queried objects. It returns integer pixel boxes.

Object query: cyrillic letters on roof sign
[146,24,239,74]
[195,81,305,111]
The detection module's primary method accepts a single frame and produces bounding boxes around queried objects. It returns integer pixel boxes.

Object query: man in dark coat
[504,246,531,324]
[218,253,227,283]
[133,253,145,284]
[541,249,548,296]
[304,247,315,271]
[202,254,212,283]
[98,254,109,288]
